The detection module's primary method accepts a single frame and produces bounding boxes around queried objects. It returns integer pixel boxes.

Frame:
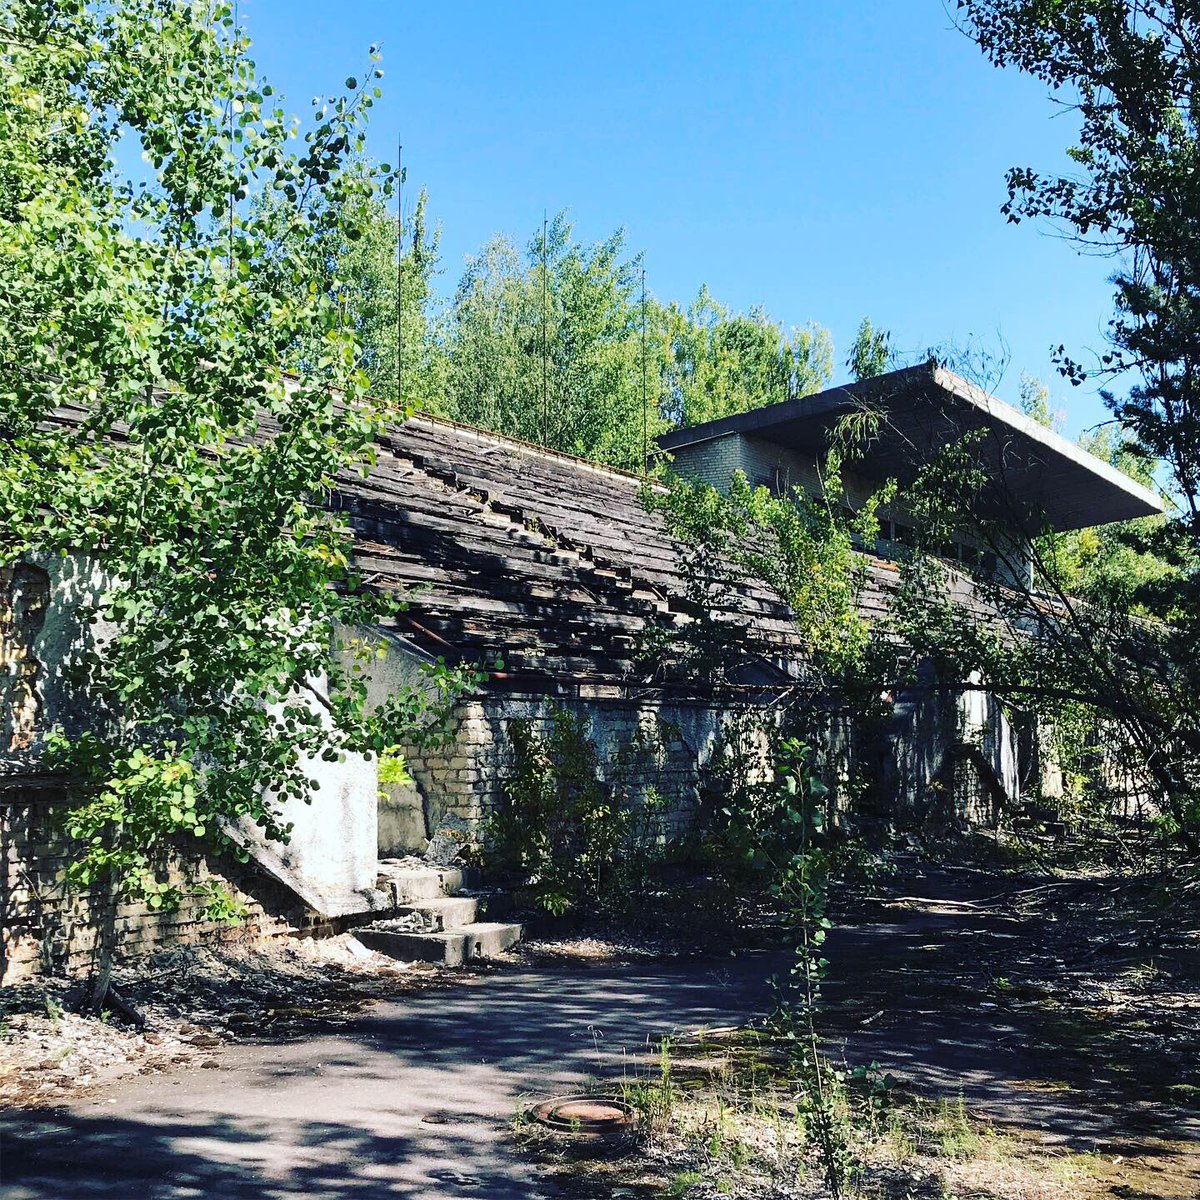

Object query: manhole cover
[530,1095,638,1142]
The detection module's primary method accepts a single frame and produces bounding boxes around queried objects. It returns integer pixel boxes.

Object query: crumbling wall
[402,693,736,845]
[884,668,1022,828]
[1,787,320,984]
[401,678,1029,850]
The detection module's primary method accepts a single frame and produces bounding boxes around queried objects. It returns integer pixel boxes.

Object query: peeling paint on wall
[1,564,50,752]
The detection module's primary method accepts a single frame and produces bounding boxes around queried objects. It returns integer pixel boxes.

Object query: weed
[769,739,857,1197]
[1126,960,1160,989]
[883,1110,916,1161]
[667,1172,703,1197]
[727,1136,748,1169]
[620,1037,677,1128]
[934,1095,982,1160]
[484,709,643,915]
[1049,1150,1104,1182]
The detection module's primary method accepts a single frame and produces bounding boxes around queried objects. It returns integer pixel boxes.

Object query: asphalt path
[0,956,779,1200]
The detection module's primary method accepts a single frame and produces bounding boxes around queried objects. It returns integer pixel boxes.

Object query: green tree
[322,206,838,469]
[958,1,1199,527]
[847,317,893,382]
[445,214,666,471]
[259,177,448,413]
[1040,426,1176,607]
[956,0,1200,847]
[0,0,472,1003]
[1017,372,1057,430]
[662,286,833,426]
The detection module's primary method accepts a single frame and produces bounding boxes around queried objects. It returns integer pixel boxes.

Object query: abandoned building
[661,363,1162,587]
[0,363,1164,979]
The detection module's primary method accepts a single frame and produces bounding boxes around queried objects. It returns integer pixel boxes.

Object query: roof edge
[392,409,663,491]
[930,366,1164,515]
[656,362,1165,517]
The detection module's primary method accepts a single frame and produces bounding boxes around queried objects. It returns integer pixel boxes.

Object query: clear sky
[239,0,1120,438]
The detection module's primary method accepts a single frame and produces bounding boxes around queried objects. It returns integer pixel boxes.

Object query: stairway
[356,859,522,968]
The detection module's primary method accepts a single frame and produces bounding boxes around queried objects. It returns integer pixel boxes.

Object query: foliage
[847,317,893,383]
[0,1,478,950]
[642,465,885,685]
[446,216,663,471]
[953,0,1200,848]
[376,747,412,787]
[485,709,631,915]
[957,0,1200,526]
[265,180,449,414]
[768,739,856,1197]
[313,199,838,470]
[661,285,834,428]
[1017,372,1058,431]
[691,712,778,893]
[1014,374,1177,606]
[889,434,1197,849]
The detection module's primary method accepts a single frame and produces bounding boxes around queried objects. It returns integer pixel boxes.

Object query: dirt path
[0,957,776,1200]
[823,863,1200,1196]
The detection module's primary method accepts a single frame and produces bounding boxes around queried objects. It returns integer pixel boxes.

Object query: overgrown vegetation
[0,0,480,1005]
[519,851,1200,1199]
[953,0,1200,853]
[301,201,854,471]
[484,708,675,918]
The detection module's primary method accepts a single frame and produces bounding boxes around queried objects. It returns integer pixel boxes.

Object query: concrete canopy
[657,363,1165,532]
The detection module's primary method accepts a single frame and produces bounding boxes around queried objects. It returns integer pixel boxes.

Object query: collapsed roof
[334,413,992,694]
[35,390,1005,695]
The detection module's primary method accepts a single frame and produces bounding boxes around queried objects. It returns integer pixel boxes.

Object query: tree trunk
[86,878,118,1015]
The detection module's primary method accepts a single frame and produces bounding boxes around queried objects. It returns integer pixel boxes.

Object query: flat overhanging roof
[657,363,1165,532]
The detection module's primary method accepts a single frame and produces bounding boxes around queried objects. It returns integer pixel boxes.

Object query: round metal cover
[530,1095,638,1141]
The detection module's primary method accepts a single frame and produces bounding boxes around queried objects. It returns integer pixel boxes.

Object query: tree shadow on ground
[1,957,782,1200]
[1,1108,547,1200]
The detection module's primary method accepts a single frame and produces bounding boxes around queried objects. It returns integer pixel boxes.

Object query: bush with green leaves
[484,709,636,916]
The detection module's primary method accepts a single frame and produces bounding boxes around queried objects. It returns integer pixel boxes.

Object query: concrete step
[358,921,523,968]
[396,895,479,932]
[376,861,476,905]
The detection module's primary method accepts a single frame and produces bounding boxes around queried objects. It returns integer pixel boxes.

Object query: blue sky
[240,0,1121,437]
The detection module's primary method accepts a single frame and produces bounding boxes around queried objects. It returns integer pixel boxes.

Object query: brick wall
[403,693,751,841]
[1,788,320,983]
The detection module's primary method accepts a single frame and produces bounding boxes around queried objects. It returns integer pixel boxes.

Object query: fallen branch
[104,984,146,1029]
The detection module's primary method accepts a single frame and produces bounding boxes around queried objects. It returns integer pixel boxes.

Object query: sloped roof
[35,394,1001,696]
[334,413,994,695]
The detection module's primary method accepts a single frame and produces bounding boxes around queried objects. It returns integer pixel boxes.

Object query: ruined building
[0,365,1162,978]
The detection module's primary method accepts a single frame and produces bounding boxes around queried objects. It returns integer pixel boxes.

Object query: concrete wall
[667,434,1032,586]
[668,433,904,522]
[249,674,379,901]
[0,565,412,924]
[1,555,115,768]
